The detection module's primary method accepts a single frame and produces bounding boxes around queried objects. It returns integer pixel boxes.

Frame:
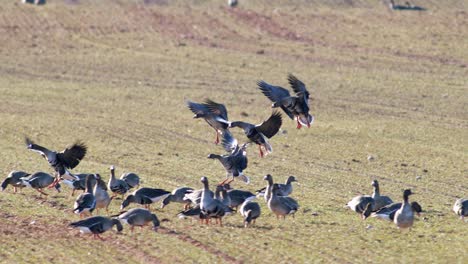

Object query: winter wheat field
[0,0,467,263]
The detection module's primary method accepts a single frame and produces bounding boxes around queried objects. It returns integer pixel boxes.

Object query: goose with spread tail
[187,99,230,144]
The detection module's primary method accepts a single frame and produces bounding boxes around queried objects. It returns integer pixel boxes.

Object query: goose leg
[14,187,17,193]
[296,117,302,129]
[258,145,264,158]
[214,132,220,145]
[219,218,223,227]
[36,189,48,196]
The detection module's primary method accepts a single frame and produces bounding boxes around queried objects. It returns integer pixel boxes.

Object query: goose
[453,198,467,220]
[228,0,237,7]
[226,187,256,209]
[183,188,214,206]
[108,166,130,198]
[20,172,61,196]
[267,181,299,219]
[120,172,140,189]
[239,199,261,227]
[73,174,96,218]
[256,175,297,198]
[121,187,171,210]
[394,189,415,230]
[69,216,123,240]
[61,173,94,196]
[1,170,30,192]
[200,176,227,226]
[177,205,202,220]
[215,185,232,208]
[371,180,393,210]
[118,208,160,232]
[346,195,375,220]
[229,111,282,157]
[258,74,314,129]
[161,187,194,209]
[93,174,112,214]
[262,174,275,202]
[208,131,249,184]
[372,201,422,221]
[389,0,426,11]
[25,137,87,185]
[186,99,230,144]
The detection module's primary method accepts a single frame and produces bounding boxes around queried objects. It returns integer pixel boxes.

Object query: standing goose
[118,208,160,232]
[239,199,261,227]
[25,137,87,185]
[394,189,415,230]
[256,175,297,197]
[161,187,194,209]
[186,99,230,144]
[225,187,256,209]
[120,172,140,189]
[121,187,171,210]
[229,111,282,157]
[372,201,422,221]
[1,170,30,192]
[200,176,226,226]
[61,173,94,197]
[267,182,299,219]
[93,174,112,214]
[108,166,130,198]
[346,195,375,220]
[208,131,249,184]
[69,216,123,240]
[371,180,393,210]
[262,174,275,202]
[183,188,214,208]
[258,74,314,129]
[453,198,467,220]
[73,174,96,218]
[20,172,61,196]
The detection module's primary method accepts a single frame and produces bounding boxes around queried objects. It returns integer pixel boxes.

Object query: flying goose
[1,170,30,192]
[229,111,282,157]
[25,137,87,185]
[208,131,249,184]
[200,176,227,226]
[108,166,130,198]
[258,74,314,129]
[266,180,299,219]
[73,174,97,218]
[118,208,160,232]
[121,187,171,210]
[394,189,415,230]
[69,216,123,240]
[346,195,375,220]
[20,172,61,196]
[161,187,194,209]
[453,198,467,220]
[120,172,140,189]
[371,180,393,210]
[256,175,297,198]
[372,201,422,221]
[239,199,261,227]
[186,99,230,144]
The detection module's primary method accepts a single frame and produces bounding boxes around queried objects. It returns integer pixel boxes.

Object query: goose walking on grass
[372,201,422,221]
[208,131,249,185]
[1,170,30,192]
[187,99,230,145]
[229,111,282,157]
[346,195,375,220]
[161,187,194,209]
[258,74,313,129]
[108,166,130,198]
[73,174,96,218]
[453,198,467,220]
[257,175,297,198]
[394,189,415,230]
[120,172,140,189]
[371,180,393,210]
[70,216,123,240]
[200,177,227,226]
[121,187,171,210]
[25,137,87,186]
[239,199,261,227]
[118,208,160,232]
[20,172,61,196]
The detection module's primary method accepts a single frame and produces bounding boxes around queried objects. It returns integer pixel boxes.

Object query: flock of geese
[2,74,466,239]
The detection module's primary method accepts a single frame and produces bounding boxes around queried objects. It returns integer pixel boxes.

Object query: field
[0,0,467,263]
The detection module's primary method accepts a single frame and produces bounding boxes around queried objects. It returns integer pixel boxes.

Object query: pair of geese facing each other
[69,208,160,240]
[187,74,314,158]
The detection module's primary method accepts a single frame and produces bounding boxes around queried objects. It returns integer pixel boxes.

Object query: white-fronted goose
[161,187,194,209]
[262,174,274,202]
[239,199,261,227]
[225,186,256,209]
[258,74,314,129]
[453,198,467,220]
[346,195,375,220]
[371,180,394,210]
[61,173,94,196]
[121,187,171,210]
[120,172,140,189]
[25,137,87,185]
[372,201,422,221]
[69,216,123,240]
[1,170,30,192]
[208,131,249,184]
[20,171,61,196]
[230,111,282,157]
[177,205,202,220]
[266,180,299,219]
[200,176,227,226]
[93,174,112,214]
[73,174,96,218]
[108,166,129,198]
[118,208,160,232]
[183,188,214,206]
[256,175,297,197]
[187,99,230,144]
[394,189,415,230]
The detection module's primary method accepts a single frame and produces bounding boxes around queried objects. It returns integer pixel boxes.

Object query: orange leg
[214,132,220,144]
[258,145,264,158]
[296,117,302,129]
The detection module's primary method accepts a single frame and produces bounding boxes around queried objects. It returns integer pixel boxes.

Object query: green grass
[0,0,467,263]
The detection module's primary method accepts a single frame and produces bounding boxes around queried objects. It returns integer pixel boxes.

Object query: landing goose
[118,208,160,232]
[187,99,230,144]
[121,187,170,210]
[69,216,122,240]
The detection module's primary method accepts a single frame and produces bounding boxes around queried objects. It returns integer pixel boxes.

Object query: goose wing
[258,81,294,119]
[57,141,87,169]
[256,111,282,139]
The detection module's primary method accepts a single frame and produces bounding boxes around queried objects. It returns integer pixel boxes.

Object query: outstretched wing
[204,99,229,121]
[186,100,210,116]
[256,111,282,139]
[57,141,87,169]
[220,130,239,153]
[288,74,310,103]
[258,81,294,119]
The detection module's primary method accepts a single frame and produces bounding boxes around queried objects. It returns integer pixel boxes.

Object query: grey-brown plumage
[226,188,256,209]
[394,189,415,230]
[93,174,112,214]
[73,174,96,218]
[372,202,422,221]
[69,216,123,240]
[229,111,282,157]
[161,187,194,209]
[346,195,375,220]
[267,182,299,219]
[183,188,214,206]
[200,177,228,226]
[371,180,393,210]
[186,99,230,144]
[120,172,140,189]
[453,198,467,220]
[118,208,160,232]
[256,175,297,197]
[240,199,261,227]
[108,166,129,197]
[258,74,313,129]
[1,170,30,192]
[121,187,171,210]
[20,172,61,196]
